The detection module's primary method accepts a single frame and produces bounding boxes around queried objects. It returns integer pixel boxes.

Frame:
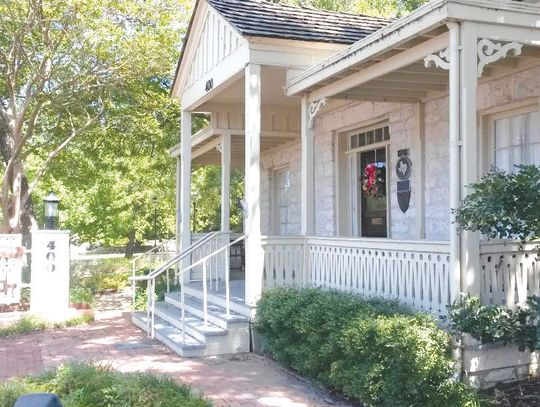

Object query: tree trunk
[125,228,136,259]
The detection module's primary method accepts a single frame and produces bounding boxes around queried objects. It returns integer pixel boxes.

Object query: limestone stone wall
[258,63,540,240]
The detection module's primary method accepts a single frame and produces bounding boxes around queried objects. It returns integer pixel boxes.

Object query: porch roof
[287,0,540,102]
[207,0,392,45]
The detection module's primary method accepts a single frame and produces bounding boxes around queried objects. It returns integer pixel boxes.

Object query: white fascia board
[172,1,209,99]
[286,0,449,96]
[447,0,540,30]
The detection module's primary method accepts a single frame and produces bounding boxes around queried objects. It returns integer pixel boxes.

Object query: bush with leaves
[0,361,210,407]
[455,165,540,247]
[256,287,484,406]
[448,295,540,352]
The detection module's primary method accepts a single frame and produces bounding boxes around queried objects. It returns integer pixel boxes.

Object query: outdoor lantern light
[43,191,60,230]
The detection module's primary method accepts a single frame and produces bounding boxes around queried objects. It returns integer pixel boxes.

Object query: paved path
[0,311,350,407]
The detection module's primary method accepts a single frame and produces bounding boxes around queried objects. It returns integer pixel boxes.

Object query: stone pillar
[31,230,70,319]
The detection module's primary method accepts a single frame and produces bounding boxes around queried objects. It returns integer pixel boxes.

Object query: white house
[132,0,540,386]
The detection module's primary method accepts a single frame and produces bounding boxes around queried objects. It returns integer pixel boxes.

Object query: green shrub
[0,314,94,338]
[448,295,540,351]
[256,287,484,407]
[0,361,210,407]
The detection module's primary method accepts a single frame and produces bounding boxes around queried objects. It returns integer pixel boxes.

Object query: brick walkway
[0,311,350,407]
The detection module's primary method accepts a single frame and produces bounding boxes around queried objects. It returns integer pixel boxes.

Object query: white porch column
[221,133,231,235]
[460,22,481,296]
[448,22,461,303]
[175,156,181,255]
[301,94,315,235]
[244,64,264,307]
[180,110,192,282]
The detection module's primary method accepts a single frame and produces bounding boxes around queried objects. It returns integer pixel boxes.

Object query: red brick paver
[0,312,349,407]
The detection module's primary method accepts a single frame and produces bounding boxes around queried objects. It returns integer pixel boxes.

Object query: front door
[358,147,387,237]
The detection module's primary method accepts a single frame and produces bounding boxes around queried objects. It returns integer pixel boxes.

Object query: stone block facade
[259,63,540,241]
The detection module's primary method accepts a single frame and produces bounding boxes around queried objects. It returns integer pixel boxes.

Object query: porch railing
[479,240,540,308]
[262,236,451,316]
[129,231,219,338]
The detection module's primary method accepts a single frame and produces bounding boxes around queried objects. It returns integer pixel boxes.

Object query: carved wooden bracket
[423,47,450,71]
[308,98,326,129]
[477,39,522,77]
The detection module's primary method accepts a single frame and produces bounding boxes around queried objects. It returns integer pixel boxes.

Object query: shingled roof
[207,0,392,45]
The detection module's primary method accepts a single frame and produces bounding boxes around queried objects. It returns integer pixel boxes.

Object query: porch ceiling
[192,132,299,168]
[315,37,540,104]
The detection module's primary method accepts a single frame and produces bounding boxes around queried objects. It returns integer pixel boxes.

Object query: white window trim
[272,165,292,236]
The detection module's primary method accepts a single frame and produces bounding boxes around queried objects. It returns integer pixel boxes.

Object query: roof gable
[207,0,392,44]
[172,1,249,98]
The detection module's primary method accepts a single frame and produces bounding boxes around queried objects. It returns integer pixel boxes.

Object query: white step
[165,292,249,330]
[132,312,206,358]
[154,301,227,343]
[182,285,252,317]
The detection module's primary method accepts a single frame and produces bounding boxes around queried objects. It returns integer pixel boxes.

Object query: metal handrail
[130,232,219,282]
[129,231,220,338]
[179,234,247,340]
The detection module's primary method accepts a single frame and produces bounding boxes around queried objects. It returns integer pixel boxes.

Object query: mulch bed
[487,379,540,406]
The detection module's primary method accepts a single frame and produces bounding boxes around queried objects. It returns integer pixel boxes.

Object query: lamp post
[43,192,60,230]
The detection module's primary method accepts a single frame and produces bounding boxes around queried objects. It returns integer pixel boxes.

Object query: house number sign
[396,149,412,213]
[31,230,70,317]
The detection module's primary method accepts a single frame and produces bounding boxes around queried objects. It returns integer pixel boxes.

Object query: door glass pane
[529,111,540,144]
[495,118,511,148]
[359,148,387,238]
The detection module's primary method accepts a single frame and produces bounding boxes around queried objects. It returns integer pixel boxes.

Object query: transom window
[274,168,291,235]
[349,126,390,150]
[492,109,540,173]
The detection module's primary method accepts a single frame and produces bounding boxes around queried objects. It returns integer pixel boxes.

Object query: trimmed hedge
[255,287,484,407]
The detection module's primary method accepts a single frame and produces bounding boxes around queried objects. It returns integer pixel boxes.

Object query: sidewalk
[0,311,350,407]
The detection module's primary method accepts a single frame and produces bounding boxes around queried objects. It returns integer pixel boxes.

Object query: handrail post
[166,269,170,293]
[146,280,151,336]
[132,259,136,309]
[203,259,208,328]
[151,279,156,338]
[181,283,186,345]
[225,244,231,317]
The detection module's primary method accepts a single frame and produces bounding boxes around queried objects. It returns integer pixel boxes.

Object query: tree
[37,78,180,253]
[0,0,189,239]
[273,0,427,17]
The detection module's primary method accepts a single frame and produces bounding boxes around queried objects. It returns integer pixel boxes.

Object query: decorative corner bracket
[478,39,523,77]
[424,47,450,71]
[216,143,223,154]
[308,98,326,129]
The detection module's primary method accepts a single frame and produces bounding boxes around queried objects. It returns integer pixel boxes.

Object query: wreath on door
[362,163,385,197]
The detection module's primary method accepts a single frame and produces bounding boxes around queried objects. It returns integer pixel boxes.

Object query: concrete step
[154,301,227,343]
[165,292,249,330]
[131,312,206,358]
[182,285,252,317]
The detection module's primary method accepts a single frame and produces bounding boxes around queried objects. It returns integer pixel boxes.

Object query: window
[274,168,291,235]
[492,109,540,173]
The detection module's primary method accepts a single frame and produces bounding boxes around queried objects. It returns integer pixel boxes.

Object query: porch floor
[185,279,246,304]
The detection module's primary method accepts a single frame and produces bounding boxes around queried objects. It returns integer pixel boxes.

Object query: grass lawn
[0,361,211,407]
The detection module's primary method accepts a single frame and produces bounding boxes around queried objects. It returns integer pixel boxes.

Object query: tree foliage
[454,165,540,245]
[273,0,428,17]
[0,0,190,238]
